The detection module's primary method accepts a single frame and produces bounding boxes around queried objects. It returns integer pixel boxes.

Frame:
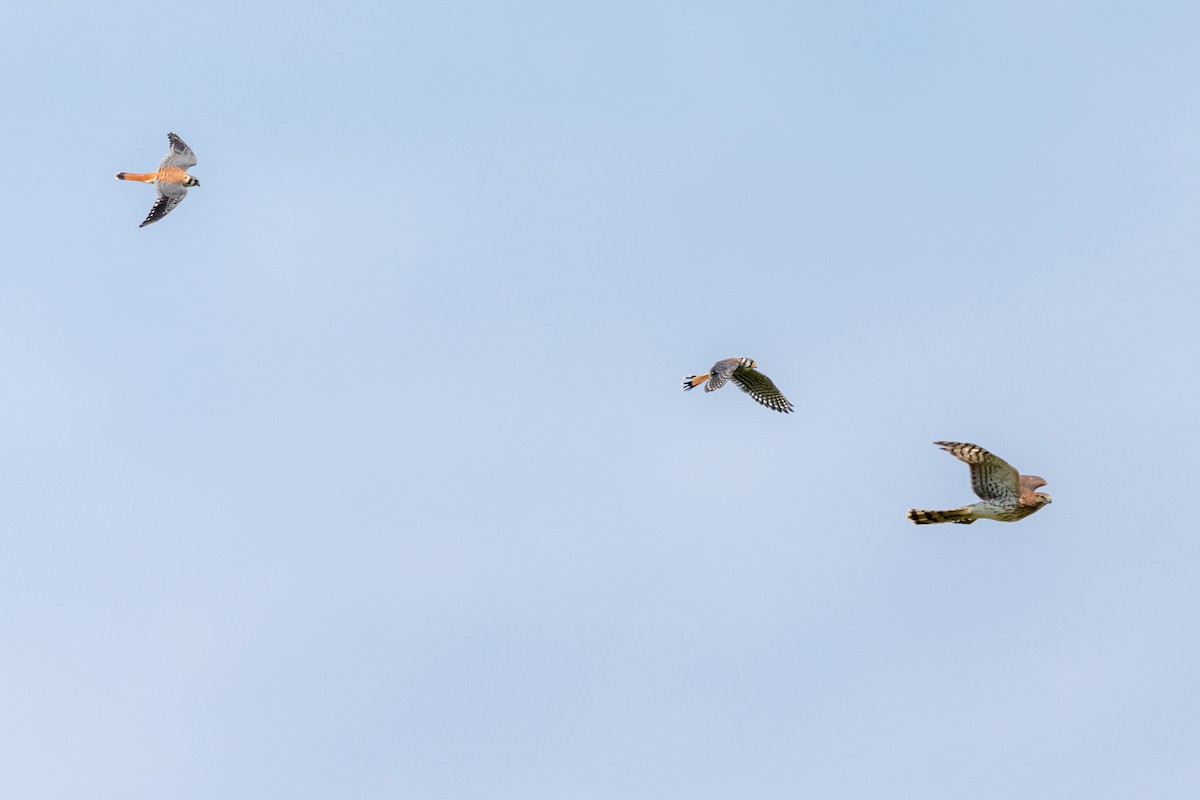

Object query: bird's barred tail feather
[682,374,709,391]
[907,507,976,525]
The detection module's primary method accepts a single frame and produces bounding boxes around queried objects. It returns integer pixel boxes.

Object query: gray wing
[730,366,794,413]
[160,132,197,169]
[934,441,1020,501]
[139,183,188,227]
[705,358,742,392]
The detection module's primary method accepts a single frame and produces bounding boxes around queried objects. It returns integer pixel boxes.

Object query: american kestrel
[115,132,200,227]
[682,357,794,413]
[907,441,1051,525]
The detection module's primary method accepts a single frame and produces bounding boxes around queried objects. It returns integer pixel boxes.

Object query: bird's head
[740,358,758,369]
[183,175,200,188]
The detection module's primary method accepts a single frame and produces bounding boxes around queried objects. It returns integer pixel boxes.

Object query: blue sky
[4,2,1200,797]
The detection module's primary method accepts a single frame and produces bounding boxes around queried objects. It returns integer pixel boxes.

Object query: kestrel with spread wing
[907,441,1051,525]
[116,132,200,227]
[683,357,794,413]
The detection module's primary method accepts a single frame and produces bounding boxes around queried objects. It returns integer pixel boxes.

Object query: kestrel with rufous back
[683,357,794,413]
[116,132,200,227]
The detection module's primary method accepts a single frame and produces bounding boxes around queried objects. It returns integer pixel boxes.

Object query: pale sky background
[3,2,1200,798]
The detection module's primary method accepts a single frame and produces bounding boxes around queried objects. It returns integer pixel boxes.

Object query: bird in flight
[907,441,1051,525]
[116,132,200,227]
[683,357,793,413]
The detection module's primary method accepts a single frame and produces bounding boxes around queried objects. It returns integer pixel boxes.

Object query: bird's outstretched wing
[139,183,187,227]
[160,132,197,169]
[935,441,1020,501]
[731,366,794,413]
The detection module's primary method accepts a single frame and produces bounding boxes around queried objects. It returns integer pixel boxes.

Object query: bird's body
[116,132,200,227]
[683,357,793,413]
[908,441,1051,525]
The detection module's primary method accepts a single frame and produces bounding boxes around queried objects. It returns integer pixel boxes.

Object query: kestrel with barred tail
[116,132,200,227]
[907,441,1051,525]
[683,357,794,413]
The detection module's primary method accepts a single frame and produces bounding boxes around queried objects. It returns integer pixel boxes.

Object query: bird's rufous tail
[115,172,156,183]
[682,373,710,391]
